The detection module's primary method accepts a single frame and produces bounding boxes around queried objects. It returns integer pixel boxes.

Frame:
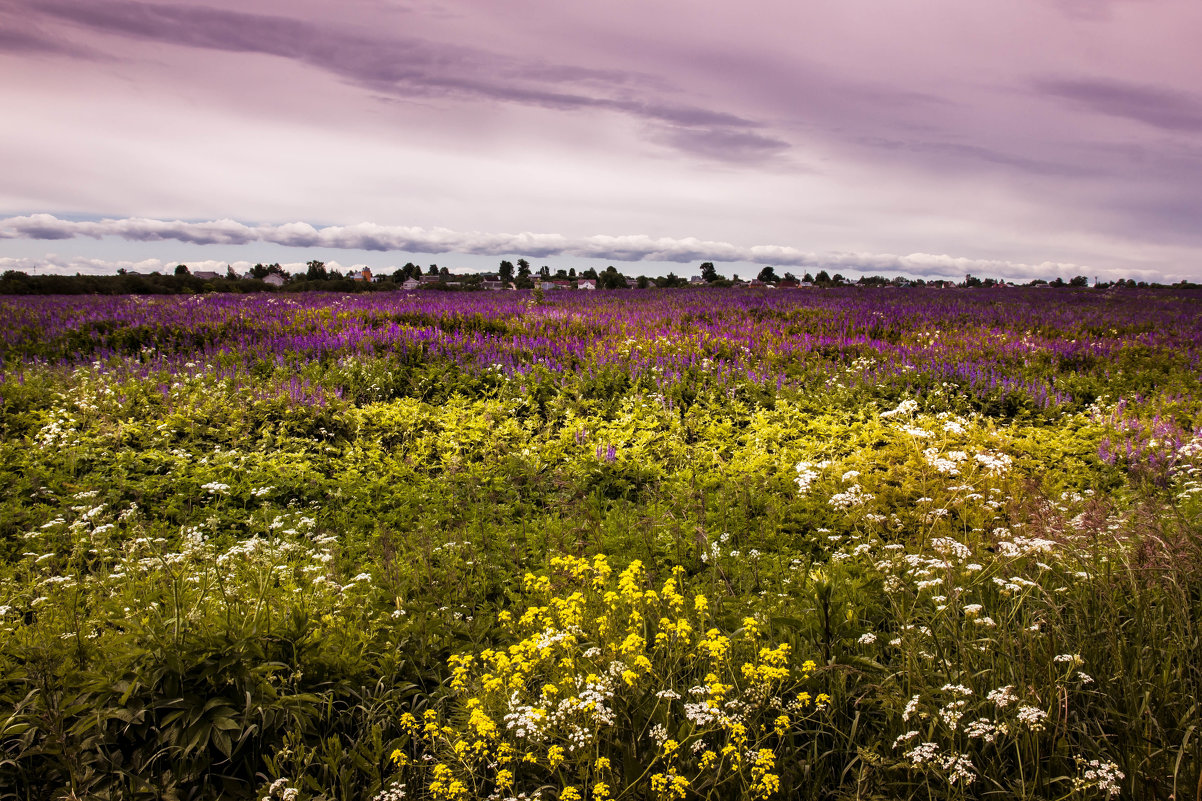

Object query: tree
[699,261,719,282]
[174,264,190,276]
[428,264,439,276]
[568,267,576,279]
[226,264,238,280]
[802,272,814,284]
[581,267,598,280]
[539,265,551,279]
[306,260,328,281]
[498,260,515,282]
[1069,275,1089,287]
[516,259,531,278]
[598,265,626,290]
[814,270,831,286]
[757,266,779,283]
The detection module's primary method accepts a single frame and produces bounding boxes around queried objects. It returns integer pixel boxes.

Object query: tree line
[1,260,1186,295]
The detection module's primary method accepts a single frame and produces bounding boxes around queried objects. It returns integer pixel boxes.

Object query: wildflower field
[1,286,1200,801]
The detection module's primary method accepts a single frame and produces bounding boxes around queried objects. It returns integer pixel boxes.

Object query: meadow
[0,286,1199,801]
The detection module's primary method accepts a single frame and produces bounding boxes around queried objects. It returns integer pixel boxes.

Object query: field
[1,286,1200,801]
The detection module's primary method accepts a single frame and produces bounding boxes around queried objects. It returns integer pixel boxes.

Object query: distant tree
[757,266,779,283]
[498,260,515,282]
[581,267,599,280]
[116,268,128,275]
[226,265,238,280]
[831,273,846,285]
[1069,275,1089,287]
[814,270,831,286]
[636,275,650,289]
[700,261,719,282]
[516,259,531,278]
[1051,276,1066,287]
[802,272,814,283]
[174,264,190,276]
[439,266,450,277]
[783,272,796,282]
[554,268,568,280]
[963,274,983,288]
[598,265,626,290]
[428,264,439,276]
[539,265,551,279]
[306,260,328,281]
[568,267,576,279]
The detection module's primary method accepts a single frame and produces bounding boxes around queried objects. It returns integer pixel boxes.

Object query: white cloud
[1,213,1160,281]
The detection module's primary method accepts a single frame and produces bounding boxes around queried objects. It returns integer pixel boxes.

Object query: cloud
[1,213,1135,281]
[28,0,782,163]
[1035,77,1202,133]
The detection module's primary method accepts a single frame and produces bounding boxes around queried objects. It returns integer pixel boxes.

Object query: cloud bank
[1,214,1123,281]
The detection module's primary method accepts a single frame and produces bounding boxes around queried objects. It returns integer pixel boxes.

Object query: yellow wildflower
[547,744,565,769]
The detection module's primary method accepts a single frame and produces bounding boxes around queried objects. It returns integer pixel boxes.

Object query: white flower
[1073,759,1124,797]
[857,632,877,645]
[987,685,1017,708]
[902,694,922,722]
[880,399,918,419]
[1016,705,1048,730]
[905,742,940,765]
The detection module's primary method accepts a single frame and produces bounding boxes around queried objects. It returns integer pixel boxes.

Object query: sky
[1,0,1200,283]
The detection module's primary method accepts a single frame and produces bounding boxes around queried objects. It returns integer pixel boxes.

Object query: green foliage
[2,296,1201,799]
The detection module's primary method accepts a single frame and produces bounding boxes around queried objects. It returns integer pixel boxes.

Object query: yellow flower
[774,714,789,736]
[560,788,582,801]
[699,750,717,771]
[751,749,780,799]
[495,769,514,789]
[547,744,565,769]
[620,632,645,655]
[593,781,611,800]
[595,756,611,772]
[650,770,690,801]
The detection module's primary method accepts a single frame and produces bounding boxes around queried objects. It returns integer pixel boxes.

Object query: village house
[262,274,286,287]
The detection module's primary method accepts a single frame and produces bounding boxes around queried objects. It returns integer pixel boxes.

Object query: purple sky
[2,0,1200,281]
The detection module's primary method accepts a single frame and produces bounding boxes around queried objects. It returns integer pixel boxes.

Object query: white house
[577,279,596,290]
[263,274,286,287]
